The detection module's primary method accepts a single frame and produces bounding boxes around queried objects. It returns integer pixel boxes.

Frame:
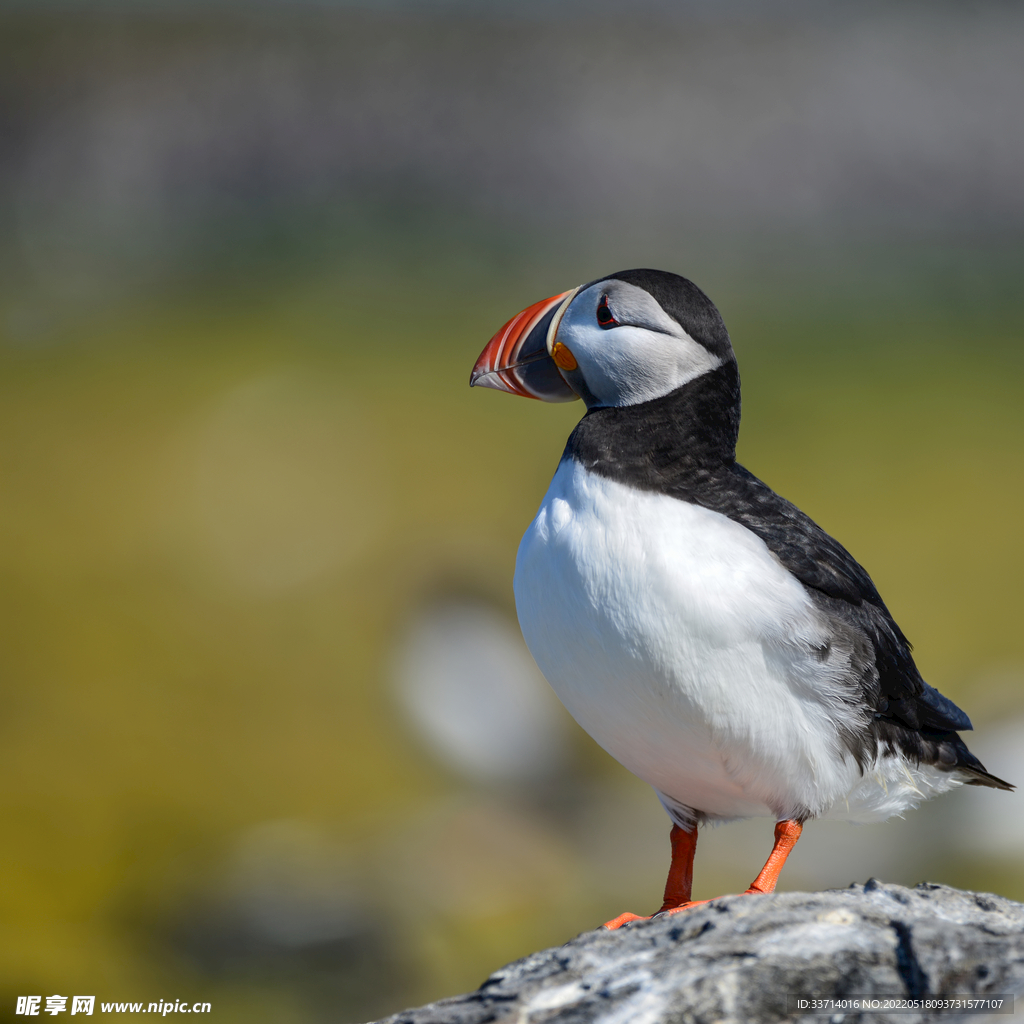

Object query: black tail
[960,766,1015,791]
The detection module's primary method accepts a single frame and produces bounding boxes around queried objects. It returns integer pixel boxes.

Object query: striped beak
[470,290,579,402]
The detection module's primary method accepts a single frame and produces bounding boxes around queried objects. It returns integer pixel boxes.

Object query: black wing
[696,464,1011,788]
[715,464,945,715]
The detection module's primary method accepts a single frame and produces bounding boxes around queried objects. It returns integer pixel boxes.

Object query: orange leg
[658,823,698,911]
[745,818,803,894]
[604,824,703,930]
[603,818,804,931]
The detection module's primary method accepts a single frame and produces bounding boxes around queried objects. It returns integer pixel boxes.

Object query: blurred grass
[0,258,1022,1021]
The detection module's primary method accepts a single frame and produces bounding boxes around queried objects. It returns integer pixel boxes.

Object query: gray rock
[370,882,1024,1024]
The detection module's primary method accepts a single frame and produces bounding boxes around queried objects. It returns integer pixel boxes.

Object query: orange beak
[469,290,579,402]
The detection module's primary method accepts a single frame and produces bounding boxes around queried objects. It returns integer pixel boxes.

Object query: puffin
[469,268,1012,930]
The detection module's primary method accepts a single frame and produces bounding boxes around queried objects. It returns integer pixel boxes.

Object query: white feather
[514,459,961,825]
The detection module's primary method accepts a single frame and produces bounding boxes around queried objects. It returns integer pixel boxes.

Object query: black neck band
[563,361,741,493]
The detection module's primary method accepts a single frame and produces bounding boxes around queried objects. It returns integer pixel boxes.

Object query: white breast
[514,458,873,824]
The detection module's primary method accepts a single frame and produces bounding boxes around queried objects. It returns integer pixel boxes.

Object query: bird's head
[470,269,735,409]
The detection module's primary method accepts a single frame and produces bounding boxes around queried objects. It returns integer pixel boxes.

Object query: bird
[468,268,1013,930]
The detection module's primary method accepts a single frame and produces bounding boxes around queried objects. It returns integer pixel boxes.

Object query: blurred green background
[1,3,1023,1022]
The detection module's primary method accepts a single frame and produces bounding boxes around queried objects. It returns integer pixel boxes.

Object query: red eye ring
[596,294,617,327]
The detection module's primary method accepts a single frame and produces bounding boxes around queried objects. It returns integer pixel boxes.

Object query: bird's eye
[596,295,617,327]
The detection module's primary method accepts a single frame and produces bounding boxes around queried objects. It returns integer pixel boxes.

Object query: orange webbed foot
[603,898,713,930]
[658,898,712,916]
[602,911,649,930]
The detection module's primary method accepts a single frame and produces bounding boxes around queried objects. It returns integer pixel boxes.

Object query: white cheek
[561,322,722,407]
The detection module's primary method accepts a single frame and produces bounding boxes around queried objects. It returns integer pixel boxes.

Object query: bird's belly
[514,460,861,821]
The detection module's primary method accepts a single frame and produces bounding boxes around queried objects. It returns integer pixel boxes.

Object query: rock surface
[371,882,1024,1023]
